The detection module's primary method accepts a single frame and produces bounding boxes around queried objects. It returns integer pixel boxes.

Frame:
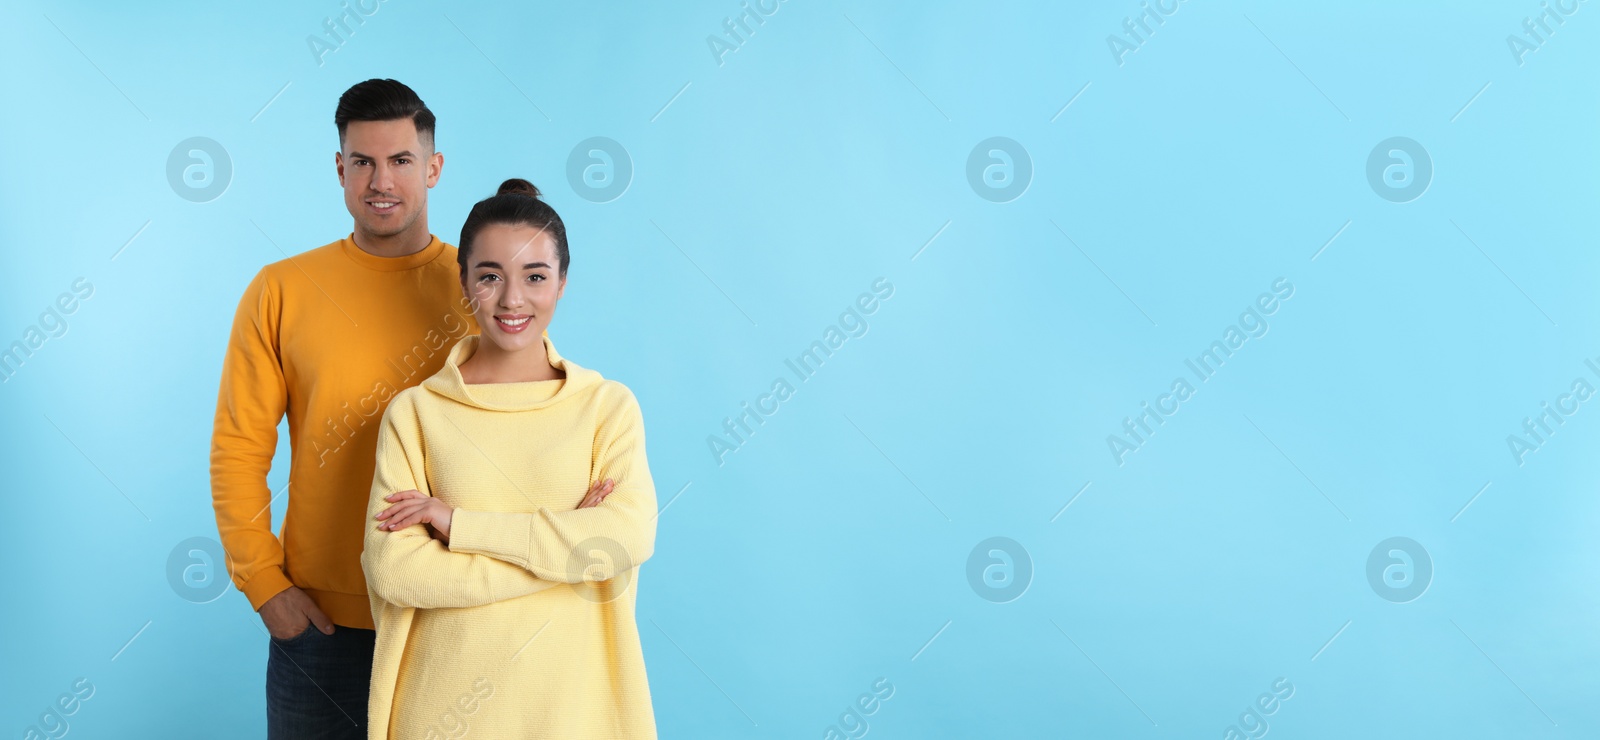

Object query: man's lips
[366,198,401,214]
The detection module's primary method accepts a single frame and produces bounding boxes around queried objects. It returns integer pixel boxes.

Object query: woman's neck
[460,336,565,384]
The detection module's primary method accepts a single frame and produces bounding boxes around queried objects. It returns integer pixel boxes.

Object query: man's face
[336,119,442,241]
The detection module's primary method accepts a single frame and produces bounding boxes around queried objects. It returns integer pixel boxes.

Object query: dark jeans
[266,624,375,740]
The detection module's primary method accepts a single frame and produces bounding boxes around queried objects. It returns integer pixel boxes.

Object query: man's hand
[259,586,334,640]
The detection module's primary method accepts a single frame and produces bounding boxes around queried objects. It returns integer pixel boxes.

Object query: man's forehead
[342,120,428,153]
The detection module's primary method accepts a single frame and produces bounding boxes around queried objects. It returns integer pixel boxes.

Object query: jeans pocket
[270,621,317,645]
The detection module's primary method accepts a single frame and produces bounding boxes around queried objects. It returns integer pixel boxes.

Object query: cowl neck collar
[421,331,603,412]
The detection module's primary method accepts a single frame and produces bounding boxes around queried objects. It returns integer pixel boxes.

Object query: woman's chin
[481,327,540,353]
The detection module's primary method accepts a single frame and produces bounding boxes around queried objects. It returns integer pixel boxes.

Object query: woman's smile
[494,313,533,333]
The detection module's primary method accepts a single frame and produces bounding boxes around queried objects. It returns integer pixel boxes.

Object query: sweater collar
[422,331,603,412]
[338,233,447,272]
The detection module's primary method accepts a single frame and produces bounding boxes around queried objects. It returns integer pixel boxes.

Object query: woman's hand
[579,478,615,509]
[376,490,454,543]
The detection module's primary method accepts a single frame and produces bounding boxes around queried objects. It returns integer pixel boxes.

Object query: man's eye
[396,159,410,165]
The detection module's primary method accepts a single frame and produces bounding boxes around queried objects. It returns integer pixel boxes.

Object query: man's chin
[357,214,416,239]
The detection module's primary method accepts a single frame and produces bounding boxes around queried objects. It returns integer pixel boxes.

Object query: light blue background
[2,0,1597,737]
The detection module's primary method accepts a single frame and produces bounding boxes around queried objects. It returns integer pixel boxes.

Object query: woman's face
[461,222,565,353]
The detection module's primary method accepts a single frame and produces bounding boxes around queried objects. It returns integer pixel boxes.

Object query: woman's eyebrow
[475,260,551,270]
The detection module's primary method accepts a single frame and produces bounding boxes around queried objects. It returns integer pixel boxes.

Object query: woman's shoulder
[582,376,643,418]
[593,377,639,407]
[380,384,430,421]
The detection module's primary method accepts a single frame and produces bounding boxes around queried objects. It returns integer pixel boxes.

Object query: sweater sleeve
[361,391,564,609]
[209,270,293,611]
[447,385,657,583]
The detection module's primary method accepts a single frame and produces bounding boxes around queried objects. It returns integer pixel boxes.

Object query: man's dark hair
[334,78,436,149]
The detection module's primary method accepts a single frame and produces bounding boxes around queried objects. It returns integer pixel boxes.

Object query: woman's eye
[529,274,544,282]
[478,274,500,283]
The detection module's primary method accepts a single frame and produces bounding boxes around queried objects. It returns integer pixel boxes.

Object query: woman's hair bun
[496,178,541,199]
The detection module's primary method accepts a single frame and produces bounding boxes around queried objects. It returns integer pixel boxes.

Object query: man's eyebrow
[474,261,553,270]
[346,150,416,160]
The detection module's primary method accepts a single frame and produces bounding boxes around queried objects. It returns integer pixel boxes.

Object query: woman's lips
[494,315,531,333]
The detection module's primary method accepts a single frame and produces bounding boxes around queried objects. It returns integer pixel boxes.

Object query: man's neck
[352,223,433,258]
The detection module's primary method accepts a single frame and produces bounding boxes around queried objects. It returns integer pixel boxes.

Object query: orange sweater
[210,234,478,629]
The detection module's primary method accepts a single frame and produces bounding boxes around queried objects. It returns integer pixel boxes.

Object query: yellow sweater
[210,234,476,629]
[361,332,658,739]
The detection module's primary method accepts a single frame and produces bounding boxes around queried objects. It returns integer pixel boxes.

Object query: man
[210,78,476,738]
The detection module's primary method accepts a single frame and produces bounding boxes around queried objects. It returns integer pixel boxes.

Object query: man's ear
[335,151,345,187]
[426,151,444,188]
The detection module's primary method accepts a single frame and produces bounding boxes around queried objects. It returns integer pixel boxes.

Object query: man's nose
[370,162,395,193]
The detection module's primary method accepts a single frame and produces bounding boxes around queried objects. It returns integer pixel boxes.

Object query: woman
[360,178,657,739]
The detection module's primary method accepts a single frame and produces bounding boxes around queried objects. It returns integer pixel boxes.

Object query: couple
[209,78,657,739]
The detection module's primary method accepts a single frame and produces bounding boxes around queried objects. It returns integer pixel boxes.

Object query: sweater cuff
[448,508,530,565]
[241,566,293,611]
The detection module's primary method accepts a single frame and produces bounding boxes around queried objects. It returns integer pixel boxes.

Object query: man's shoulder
[254,238,348,283]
